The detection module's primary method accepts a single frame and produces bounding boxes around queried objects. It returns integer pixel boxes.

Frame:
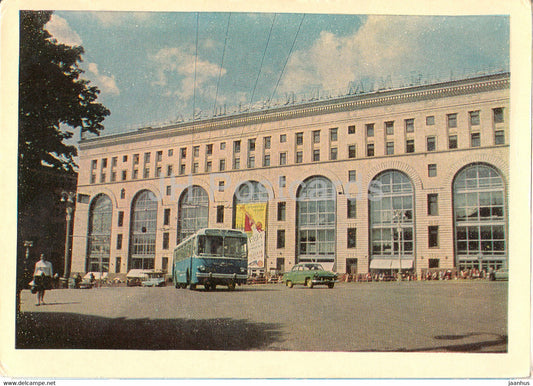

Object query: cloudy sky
[44,12,509,137]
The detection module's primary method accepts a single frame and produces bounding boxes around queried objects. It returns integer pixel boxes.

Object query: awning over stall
[370,259,414,269]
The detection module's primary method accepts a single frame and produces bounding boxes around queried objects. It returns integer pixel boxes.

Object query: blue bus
[172,228,248,290]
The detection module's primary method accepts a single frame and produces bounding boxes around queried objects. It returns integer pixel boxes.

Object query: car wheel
[306,278,314,288]
[286,280,293,288]
[228,282,236,291]
[328,282,334,289]
[189,284,196,290]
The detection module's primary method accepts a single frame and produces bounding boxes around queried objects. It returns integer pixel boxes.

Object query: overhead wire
[213,13,231,117]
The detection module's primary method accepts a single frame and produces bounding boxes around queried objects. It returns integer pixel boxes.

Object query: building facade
[71,73,510,278]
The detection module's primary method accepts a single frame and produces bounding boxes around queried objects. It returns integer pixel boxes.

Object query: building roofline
[79,72,510,150]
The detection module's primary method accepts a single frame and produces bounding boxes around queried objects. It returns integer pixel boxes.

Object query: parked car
[126,269,151,287]
[141,271,166,287]
[489,268,509,281]
[79,272,107,289]
[283,263,337,288]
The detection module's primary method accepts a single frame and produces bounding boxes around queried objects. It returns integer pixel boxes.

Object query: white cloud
[279,15,508,95]
[150,47,226,105]
[45,14,83,46]
[90,11,152,26]
[87,62,120,96]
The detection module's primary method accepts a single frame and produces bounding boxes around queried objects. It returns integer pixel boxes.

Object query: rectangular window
[180,147,187,158]
[366,123,374,137]
[102,158,108,168]
[115,257,121,273]
[428,164,437,177]
[122,155,128,163]
[427,194,438,216]
[112,157,118,167]
[428,226,439,248]
[296,151,303,163]
[192,163,199,174]
[168,149,173,157]
[116,234,123,250]
[248,139,256,151]
[280,134,287,143]
[143,168,149,179]
[347,228,356,248]
[219,159,226,171]
[233,140,241,153]
[426,136,436,152]
[313,130,320,143]
[166,185,171,196]
[313,149,320,162]
[296,132,303,145]
[277,202,286,221]
[179,164,186,175]
[263,154,270,167]
[162,257,168,272]
[447,113,457,128]
[247,156,255,168]
[493,107,504,123]
[155,167,162,177]
[330,128,338,142]
[348,145,356,158]
[164,208,171,226]
[132,169,138,179]
[264,136,271,149]
[218,181,225,192]
[206,144,213,156]
[471,132,481,147]
[193,146,200,157]
[121,170,127,181]
[206,161,212,172]
[348,125,356,134]
[217,205,224,223]
[144,152,150,163]
[385,121,394,135]
[220,142,226,150]
[118,211,124,227]
[426,116,435,126]
[386,141,394,155]
[366,143,374,157]
[469,110,480,126]
[163,232,170,250]
[167,165,173,177]
[100,173,106,183]
[494,130,505,145]
[279,176,286,188]
[133,154,139,165]
[233,158,240,169]
[110,171,116,182]
[448,135,458,149]
[277,230,286,249]
[330,147,338,160]
[428,259,439,269]
[348,170,356,182]
[405,118,415,133]
[156,151,163,162]
[406,139,415,153]
[279,152,287,165]
[347,198,357,219]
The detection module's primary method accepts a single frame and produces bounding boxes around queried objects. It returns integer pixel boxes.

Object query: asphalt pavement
[17,280,507,352]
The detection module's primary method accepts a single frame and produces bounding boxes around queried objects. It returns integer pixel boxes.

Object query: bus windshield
[224,236,247,258]
[197,235,247,258]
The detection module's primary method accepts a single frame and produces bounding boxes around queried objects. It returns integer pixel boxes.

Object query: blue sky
[45,12,510,138]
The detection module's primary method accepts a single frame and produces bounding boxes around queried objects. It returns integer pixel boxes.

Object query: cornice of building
[79,72,510,151]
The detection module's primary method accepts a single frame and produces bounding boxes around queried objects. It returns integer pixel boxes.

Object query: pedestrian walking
[33,254,53,306]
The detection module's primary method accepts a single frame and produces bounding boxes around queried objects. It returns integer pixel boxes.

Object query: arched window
[453,163,507,270]
[296,176,336,269]
[177,186,209,243]
[369,170,414,270]
[129,190,158,269]
[87,194,112,272]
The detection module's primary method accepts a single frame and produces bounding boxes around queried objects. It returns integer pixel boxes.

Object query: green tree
[17,11,110,312]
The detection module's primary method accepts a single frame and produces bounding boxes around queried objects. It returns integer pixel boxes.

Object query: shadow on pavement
[16,312,283,350]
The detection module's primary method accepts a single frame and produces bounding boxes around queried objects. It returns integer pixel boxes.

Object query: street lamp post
[393,209,405,281]
[23,240,33,280]
[61,191,76,288]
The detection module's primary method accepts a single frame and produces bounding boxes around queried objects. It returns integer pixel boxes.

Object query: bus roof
[175,228,248,249]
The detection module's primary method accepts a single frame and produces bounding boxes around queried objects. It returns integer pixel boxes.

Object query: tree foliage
[18,10,110,207]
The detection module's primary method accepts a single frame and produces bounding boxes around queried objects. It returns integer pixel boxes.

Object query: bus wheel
[228,282,236,291]
[174,280,180,289]
[189,284,196,290]
[180,283,187,289]
[286,281,293,288]
[204,283,211,291]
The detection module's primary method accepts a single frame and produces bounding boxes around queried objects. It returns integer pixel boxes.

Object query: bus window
[224,237,247,258]
[198,235,224,256]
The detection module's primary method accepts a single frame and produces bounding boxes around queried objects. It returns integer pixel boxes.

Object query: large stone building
[71,72,509,278]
